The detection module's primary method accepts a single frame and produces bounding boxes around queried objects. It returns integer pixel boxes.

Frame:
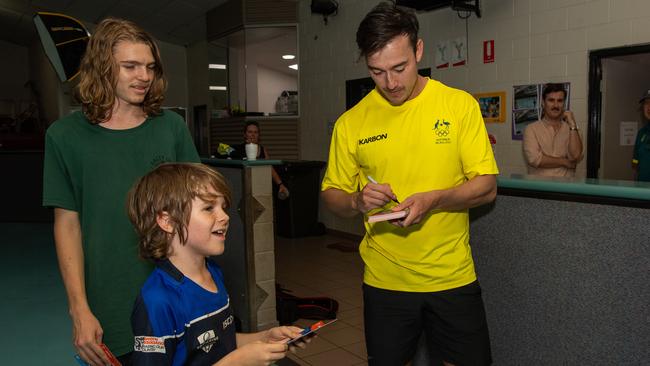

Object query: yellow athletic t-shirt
[322,78,499,292]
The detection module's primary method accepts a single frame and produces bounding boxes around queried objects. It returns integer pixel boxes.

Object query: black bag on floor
[276,284,339,325]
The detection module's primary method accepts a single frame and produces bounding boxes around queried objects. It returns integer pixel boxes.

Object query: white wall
[158,41,189,109]
[298,0,650,234]
[229,46,247,111]
[257,65,297,114]
[187,40,210,110]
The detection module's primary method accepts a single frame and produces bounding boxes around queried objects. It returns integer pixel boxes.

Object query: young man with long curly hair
[42,18,199,365]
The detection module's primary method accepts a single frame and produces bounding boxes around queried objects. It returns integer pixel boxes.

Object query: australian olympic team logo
[434,119,451,137]
[433,119,452,144]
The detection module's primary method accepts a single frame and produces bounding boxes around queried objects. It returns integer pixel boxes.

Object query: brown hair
[356,1,419,59]
[244,121,260,133]
[542,83,567,100]
[127,163,232,261]
[76,17,167,123]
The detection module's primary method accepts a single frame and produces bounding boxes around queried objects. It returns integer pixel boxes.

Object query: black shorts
[363,281,492,366]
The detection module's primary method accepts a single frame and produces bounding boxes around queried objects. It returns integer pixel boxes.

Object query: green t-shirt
[42,110,200,355]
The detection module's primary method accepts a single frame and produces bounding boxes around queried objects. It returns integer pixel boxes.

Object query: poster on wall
[451,37,466,67]
[511,82,571,140]
[474,92,506,123]
[620,121,638,146]
[435,40,450,69]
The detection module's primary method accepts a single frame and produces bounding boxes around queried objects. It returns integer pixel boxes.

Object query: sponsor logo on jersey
[134,336,166,353]
[433,119,452,144]
[223,315,234,329]
[197,330,219,353]
[358,133,388,145]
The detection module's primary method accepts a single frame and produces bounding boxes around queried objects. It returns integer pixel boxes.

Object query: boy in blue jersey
[127,163,304,365]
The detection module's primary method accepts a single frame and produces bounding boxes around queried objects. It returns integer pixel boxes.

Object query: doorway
[587,44,650,179]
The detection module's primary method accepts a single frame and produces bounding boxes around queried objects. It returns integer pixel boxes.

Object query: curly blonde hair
[127,163,232,261]
[76,17,167,123]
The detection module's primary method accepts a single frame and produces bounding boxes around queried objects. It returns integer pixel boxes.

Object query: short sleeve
[171,114,200,163]
[457,96,499,179]
[321,118,360,193]
[131,293,177,366]
[42,131,77,210]
[522,125,542,168]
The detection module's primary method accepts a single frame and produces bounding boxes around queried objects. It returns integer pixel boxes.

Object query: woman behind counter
[233,121,290,198]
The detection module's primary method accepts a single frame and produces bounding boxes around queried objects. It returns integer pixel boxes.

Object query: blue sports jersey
[131,259,237,365]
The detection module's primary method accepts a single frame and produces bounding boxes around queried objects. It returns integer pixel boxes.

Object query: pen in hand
[367,175,400,204]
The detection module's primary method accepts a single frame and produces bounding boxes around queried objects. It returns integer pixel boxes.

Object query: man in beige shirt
[523,83,583,177]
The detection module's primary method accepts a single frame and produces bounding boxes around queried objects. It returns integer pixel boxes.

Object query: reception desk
[470,175,649,364]
[202,158,281,332]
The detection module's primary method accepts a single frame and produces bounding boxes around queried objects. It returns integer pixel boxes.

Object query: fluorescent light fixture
[208,63,226,69]
[209,86,227,91]
[282,54,295,60]
[289,64,298,70]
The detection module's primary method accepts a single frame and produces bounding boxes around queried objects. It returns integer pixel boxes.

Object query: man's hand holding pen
[363,176,443,228]
[355,176,400,213]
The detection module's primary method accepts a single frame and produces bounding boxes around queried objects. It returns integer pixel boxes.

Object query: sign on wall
[483,40,494,63]
[435,40,450,69]
[452,37,466,67]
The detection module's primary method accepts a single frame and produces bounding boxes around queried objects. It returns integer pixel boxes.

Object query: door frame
[587,43,650,178]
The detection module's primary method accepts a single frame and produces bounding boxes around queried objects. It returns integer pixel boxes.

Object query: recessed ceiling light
[282,54,296,60]
[289,64,298,70]
[208,64,226,69]
[209,86,227,91]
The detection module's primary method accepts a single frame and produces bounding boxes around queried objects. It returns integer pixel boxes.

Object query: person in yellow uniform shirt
[320,3,498,366]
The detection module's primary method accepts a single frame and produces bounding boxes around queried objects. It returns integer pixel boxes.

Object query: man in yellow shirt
[321,2,498,365]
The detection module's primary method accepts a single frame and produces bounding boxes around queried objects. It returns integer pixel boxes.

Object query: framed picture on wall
[345,68,432,110]
[474,91,506,123]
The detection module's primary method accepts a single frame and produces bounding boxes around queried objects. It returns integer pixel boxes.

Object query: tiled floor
[274,233,368,366]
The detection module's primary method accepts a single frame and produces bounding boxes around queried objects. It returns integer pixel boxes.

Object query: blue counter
[498,174,650,202]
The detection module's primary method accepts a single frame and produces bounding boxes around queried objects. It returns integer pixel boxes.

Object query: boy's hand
[217,341,288,366]
[265,326,303,343]
[72,307,110,365]
[265,326,310,351]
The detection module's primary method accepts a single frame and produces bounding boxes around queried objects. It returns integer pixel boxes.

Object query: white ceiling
[212,26,297,76]
[0,0,228,47]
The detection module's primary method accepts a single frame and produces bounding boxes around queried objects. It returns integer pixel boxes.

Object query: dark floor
[1,223,72,365]
[275,234,367,365]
